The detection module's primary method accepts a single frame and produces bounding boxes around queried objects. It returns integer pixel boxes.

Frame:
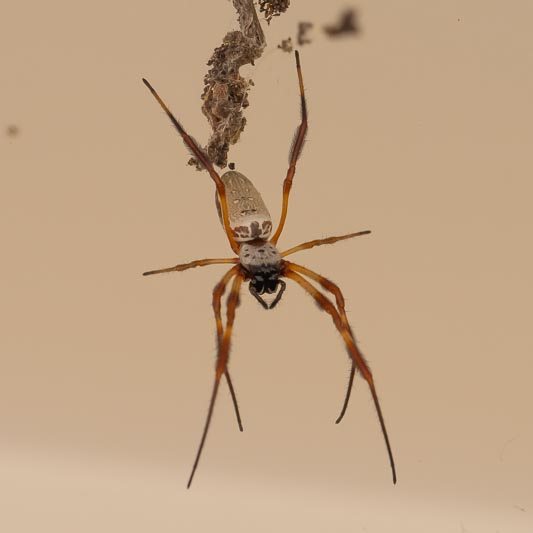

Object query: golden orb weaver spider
[142,51,396,488]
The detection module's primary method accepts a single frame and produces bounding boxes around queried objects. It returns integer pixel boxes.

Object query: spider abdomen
[215,171,273,242]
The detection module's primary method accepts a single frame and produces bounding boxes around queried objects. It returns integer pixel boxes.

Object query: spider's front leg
[270,50,308,245]
[142,78,240,255]
[283,263,397,484]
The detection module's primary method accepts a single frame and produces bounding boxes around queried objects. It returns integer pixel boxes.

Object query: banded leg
[143,257,238,277]
[281,230,371,258]
[144,258,243,430]
[212,266,244,432]
[142,78,240,254]
[284,261,358,423]
[270,50,308,245]
[188,271,244,488]
[283,265,397,484]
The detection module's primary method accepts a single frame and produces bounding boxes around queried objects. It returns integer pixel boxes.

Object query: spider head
[239,240,286,309]
[250,272,280,295]
[248,271,286,310]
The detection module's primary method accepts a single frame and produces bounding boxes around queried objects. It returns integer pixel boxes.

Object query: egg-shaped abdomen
[215,171,273,242]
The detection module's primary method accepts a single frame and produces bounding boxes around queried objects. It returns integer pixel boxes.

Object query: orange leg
[283,265,397,484]
[270,50,308,245]
[212,266,244,432]
[188,271,244,488]
[281,230,371,258]
[143,257,238,277]
[285,261,359,423]
[142,79,240,254]
[145,260,243,432]
[336,364,356,425]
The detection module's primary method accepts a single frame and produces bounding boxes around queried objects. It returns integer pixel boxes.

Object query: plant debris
[277,37,293,53]
[297,22,313,46]
[190,0,289,169]
[259,0,290,24]
[6,124,19,137]
[324,8,360,37]
[191,31,260,169]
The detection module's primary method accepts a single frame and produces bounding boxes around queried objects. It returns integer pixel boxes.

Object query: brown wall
[1,1,532,531]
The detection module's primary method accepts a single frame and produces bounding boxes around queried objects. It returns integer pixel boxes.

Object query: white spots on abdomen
[215,171,273,243]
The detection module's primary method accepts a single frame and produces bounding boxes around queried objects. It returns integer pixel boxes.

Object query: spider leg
[269,279,286,309]
[284,261,358,423]
[248,279,287,310]
[144,258,243,430]
[222,368,242,432]
[270,50,308,245]
[142,78,240,254]
[336,363,356,425]
[281,230,371,258]
[283,264,397,484]
[248,284,269,310]
[188,271,244,488]
[143,257,238,276]
[213,265,244,432]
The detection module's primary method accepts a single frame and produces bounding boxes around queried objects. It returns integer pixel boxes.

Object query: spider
[142,51,396,488]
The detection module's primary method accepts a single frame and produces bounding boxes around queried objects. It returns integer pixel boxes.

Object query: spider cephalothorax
[143,51,397,488]
[239,240,285,309]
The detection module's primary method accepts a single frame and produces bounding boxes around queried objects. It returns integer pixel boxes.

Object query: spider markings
[215,171,273,242]
[143,50,397,488]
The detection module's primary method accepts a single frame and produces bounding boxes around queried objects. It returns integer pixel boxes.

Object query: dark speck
[6,125,19,137]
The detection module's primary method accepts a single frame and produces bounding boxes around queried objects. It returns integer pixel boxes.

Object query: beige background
[1,1,532,531]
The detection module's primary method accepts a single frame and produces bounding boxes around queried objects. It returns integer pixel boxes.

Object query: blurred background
[1,1,532,531]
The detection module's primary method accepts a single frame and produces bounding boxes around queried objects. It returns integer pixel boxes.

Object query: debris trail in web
[189,0,290,170]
